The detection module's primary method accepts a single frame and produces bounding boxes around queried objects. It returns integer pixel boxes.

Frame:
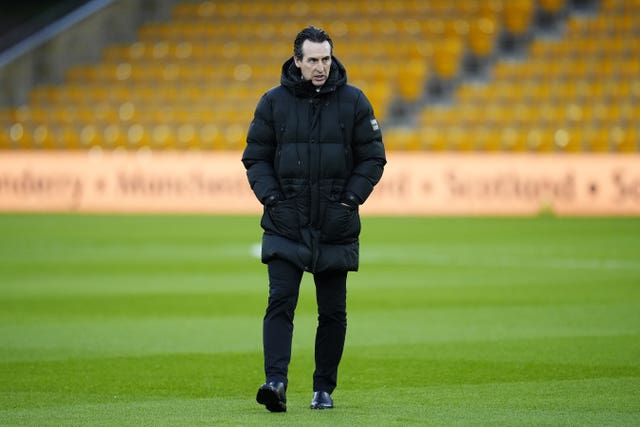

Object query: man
[242,26,386,412]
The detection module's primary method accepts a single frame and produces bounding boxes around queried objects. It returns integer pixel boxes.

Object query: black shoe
[256,381,287,413]
[310,391,334,409]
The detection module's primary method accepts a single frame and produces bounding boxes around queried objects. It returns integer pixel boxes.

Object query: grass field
[0,214,639,426]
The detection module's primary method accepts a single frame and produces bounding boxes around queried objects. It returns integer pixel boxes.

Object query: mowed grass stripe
[2,279,638,318]
[0,316,262,363]
[0,272,268,298]
[2,378,638,426]
[2,336,637,407]
[2,302,637,361]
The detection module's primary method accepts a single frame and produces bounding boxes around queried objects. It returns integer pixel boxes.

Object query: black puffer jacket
[242,56,386,273]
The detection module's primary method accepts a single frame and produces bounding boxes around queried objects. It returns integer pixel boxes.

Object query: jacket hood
[280,55,347,97]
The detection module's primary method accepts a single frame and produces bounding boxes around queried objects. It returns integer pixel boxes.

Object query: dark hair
[293,26,333,60]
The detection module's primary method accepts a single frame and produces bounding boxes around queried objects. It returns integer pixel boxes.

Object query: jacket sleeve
[343,91,386,205]
[241,94,283,205]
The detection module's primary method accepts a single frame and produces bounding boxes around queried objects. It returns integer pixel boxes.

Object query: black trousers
[263,258,347,394]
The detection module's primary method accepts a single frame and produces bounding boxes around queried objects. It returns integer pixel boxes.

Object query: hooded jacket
[242,55,386,273]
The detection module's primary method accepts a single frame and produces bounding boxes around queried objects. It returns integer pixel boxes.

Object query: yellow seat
[150,124,176,149]
[583,126,611,152]
[475,127,502,152]
[384,127,420,151]
[395,60,428,102]
[502,0,535,35]
[468,16,497,58]
[198,123,224,150]
[101,124,127,149]
[417,126,447,151]
[431,38,464,80]
[526,127,554,152]
[78,124,103,149]
[539,0,565,13]
[609,125,637,153]
[7,123,33,149]
[0,124,12,149]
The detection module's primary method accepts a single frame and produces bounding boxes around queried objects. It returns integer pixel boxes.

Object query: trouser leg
[312,269,348,393]
[263,259,303,387]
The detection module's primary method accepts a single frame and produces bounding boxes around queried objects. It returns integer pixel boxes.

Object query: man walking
[242,26,386,412]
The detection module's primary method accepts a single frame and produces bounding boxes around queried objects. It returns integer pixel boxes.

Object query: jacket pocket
[320,201,361,243]
[263,197,300,241]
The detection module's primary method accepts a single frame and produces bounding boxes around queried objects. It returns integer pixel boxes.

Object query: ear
[293,56,302,68]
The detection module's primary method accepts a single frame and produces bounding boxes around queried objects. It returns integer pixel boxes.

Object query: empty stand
[0,0,637,152]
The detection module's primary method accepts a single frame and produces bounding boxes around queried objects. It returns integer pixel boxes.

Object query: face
[294,40,332,87]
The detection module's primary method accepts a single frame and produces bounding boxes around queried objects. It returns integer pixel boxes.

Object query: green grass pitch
[0,214,639,426]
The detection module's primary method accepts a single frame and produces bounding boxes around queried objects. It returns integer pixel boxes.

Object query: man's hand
[340,192,359,210]
[265,194,282,207]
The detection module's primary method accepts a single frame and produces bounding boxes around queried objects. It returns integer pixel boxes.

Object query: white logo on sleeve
[370,118,379,131]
